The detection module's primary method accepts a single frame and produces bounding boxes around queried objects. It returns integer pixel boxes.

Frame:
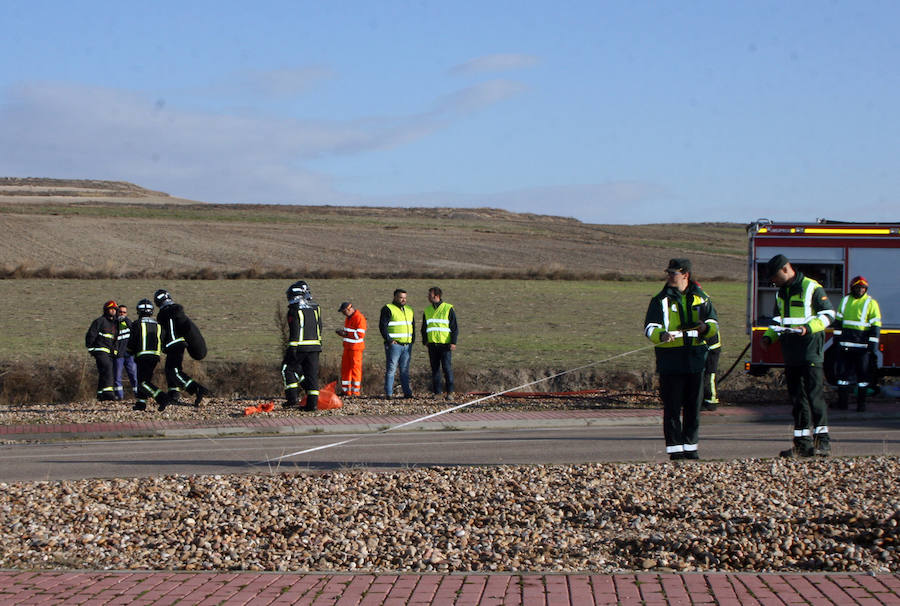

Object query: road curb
[3,404,899,443]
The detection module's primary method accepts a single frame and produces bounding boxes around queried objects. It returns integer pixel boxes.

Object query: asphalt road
[2,417,899,482]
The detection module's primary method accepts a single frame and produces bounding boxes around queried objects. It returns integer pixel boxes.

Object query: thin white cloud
[0,78,525,203]
[232,67,333,97]
[449,53,540,75]
[430,80,528,114]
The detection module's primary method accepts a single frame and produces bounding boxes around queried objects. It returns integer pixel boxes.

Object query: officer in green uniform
[762,254,836,457]
[644,258,719,461]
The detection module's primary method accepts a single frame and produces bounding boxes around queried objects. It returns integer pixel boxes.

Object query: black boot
[193,385,210,408]
[857,388,867,412]
[156,392,172,412]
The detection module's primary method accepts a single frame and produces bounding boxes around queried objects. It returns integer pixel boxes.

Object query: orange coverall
[340,310,367,396]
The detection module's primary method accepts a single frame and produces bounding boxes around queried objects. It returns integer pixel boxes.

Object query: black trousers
[659,372,703,453]
[164,343,199,396]
[835,347,873,387]
[784,363,829,447]
[135,355,164,403]
[92,352,115,399]
[282,348,320,407]
[427,344,454,394]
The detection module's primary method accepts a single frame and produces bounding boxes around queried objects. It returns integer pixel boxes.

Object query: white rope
[266,343,655,462]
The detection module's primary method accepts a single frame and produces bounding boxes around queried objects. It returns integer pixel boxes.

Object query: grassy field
[3,278,749,375]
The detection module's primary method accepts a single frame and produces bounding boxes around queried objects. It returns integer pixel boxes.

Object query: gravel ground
[0,458,896,574]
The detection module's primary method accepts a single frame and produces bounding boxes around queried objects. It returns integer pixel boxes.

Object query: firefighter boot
[814,435,831,457]
[857,388,867,412]
[193,384,210,408]
[132,400,147,411]
[284,388,299,409]
[156,392,172,412]
[303,393,319,412]
[780,438,814,458]
[835,386,849,410]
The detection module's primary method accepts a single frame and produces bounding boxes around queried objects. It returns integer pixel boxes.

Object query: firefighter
[701,331,721,411]
[644,259,719,461]
[113,304,138,400]
[335,301,366,397]
[762,254,836,457]
[127,299,171,411]
[155,289,211,407]
[422,286,458,398]
[833,276,882,412]
[379,288,415,399]
[85,300,120,401]
[283,280,323,411]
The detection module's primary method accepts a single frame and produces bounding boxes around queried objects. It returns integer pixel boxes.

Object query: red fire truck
[746,219,900,378]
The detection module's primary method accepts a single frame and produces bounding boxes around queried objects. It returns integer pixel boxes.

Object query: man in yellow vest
[762,254,835,457]
[379,288,415,399]
[833,275,882,412]
[422,286,458,398]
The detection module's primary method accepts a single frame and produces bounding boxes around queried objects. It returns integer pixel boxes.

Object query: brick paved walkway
[1,571,899,605]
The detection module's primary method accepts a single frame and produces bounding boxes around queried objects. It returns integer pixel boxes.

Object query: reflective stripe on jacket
[85,315,118,355]
[342,310,367,350]
[385,303,414,344]
[763,272,835,364]
[644,282,718,374]
[288,303,323,350]
[128,317,162,358]
[834,293,881,348]
[423,302,454,344]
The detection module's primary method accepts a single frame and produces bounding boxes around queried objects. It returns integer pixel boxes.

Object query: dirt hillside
[0,178,748,279]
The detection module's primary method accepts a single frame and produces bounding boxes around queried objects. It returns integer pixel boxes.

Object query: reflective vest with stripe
[289,305,323,348]
[834,293,882,348]
[342,311,367,350]
[765,276,834,335]
[386,303,414,344]
[424,302,453,344]
[135,318,162,357]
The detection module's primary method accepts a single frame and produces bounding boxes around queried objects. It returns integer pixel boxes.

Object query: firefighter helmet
[137,299,154,317]
[850,275,869,288]
[286,280,310,302]
[103,300,118,312]
[154,289,173,307]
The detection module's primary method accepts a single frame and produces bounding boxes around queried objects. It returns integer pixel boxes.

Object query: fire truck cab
[746,219,900,378]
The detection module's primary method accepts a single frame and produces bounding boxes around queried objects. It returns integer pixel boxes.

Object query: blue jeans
[114,355,138,399]
[384,342,412,397]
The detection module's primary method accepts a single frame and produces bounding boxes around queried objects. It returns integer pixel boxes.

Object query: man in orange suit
[336,301,366,396]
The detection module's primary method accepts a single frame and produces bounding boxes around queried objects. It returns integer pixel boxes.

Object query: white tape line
[267,343,655,462]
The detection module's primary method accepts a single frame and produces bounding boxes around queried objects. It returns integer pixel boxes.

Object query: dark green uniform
[644,282,719,457]
[763,271,835,454]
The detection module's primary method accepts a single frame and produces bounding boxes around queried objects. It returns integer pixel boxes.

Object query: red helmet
[103,300,118,311]
[850,276,868,288]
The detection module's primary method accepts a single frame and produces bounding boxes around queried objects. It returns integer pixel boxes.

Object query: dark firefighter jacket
[644,282,719,375]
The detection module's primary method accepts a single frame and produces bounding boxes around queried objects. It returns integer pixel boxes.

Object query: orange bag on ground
[301,381,343,410]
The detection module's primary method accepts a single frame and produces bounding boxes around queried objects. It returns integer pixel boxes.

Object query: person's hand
[797,325,808,336]
[660,332,675,343]
[693,323,709,336]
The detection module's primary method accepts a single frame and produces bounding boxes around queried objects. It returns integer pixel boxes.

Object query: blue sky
[1,1,898,224]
